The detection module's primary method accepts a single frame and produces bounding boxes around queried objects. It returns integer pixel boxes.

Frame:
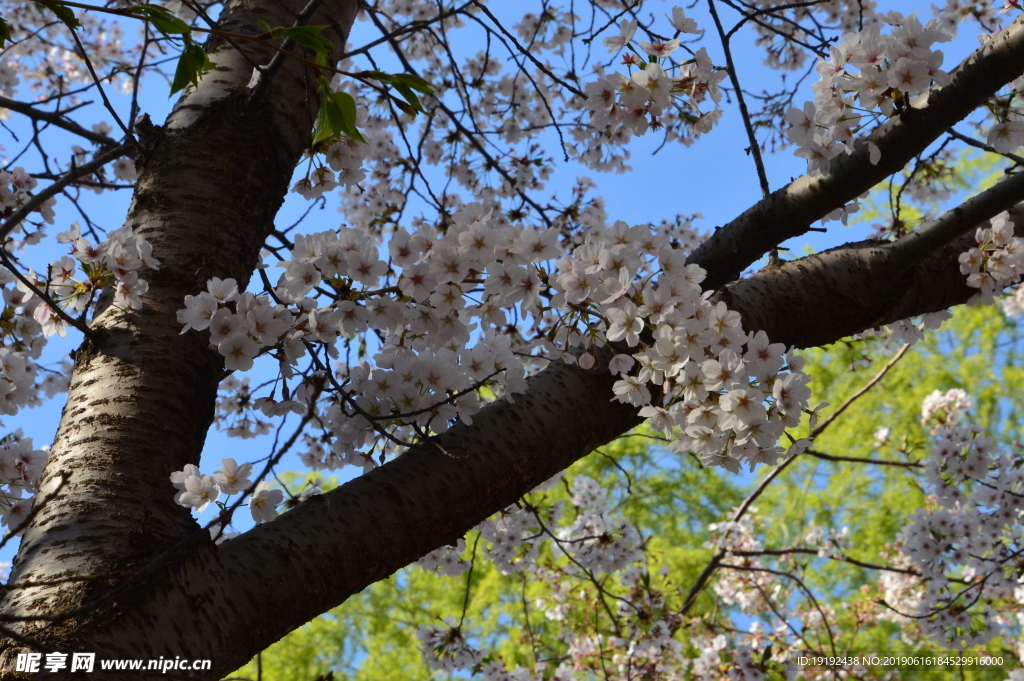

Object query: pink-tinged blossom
[178,474,220,512]
[637,39,680,59]
[611,375,651,406]
[1,498,31,534]
[170,464,200,505]
[786,102,817,145]
[888,57,931,93]
[218,332,260,372]
[605,302,643,346]
[215,458,253,495]
[668,6,701,34]
[114,271,148,310]
[248,481,283,523]
[602,19,636,53]
[177,293,219,333]
[207,277,239,303]
[987,121,1024,153]
[608,353,635,375]
[630,63,673,108]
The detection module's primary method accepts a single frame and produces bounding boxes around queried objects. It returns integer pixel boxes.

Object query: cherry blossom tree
[1,0,1024,676]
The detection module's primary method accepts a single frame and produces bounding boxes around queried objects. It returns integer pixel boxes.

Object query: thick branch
[78,347,647,677]
[688,13,1024,290]
[717,195,1024,348]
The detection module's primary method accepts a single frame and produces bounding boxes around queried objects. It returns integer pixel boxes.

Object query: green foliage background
[227,301,1024,681]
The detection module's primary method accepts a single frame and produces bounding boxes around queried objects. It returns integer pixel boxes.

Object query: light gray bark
[2,5,1024,680]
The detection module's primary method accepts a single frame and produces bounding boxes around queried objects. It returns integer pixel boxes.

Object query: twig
[0,95,118,146]
[948,127,1024,167]
[469,1,584,99]
[457,533,481,627]
[810,343,910,438]
[708,0,770,200]
[804,448,922,468]
[65,26,138,151]
[0,143,130,241]
[244,0,331,108]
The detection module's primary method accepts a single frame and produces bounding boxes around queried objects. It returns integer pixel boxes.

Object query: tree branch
[0,95,119,146]
[716,191,1024,348]
[0,144,131,242]
[688,13,1024,290]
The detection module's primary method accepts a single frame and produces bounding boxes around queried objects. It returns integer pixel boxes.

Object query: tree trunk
[0,0,358,670]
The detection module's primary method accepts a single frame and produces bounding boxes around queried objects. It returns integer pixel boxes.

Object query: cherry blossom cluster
[422,475,642,581]
[959,211,1024,305]
[169,458,284,524]
[213,377,275,440]
[787,12,953,175]
[919,387,972,426]
[0,431,48,536]
[413,375,1024,681]
[0,273,76,418]
[0,277,46,417]
[1,167,55,227]
[932,0,1008,36]
[184,193,817,480]
[583,10,726,140]
[178,277,297,373]
[292,135,371,200]
[883,310,952,346]
[413,468,856,680]
[540,218,813,474]
[180,211,546,468]
[881,390,1024,648]
[39,221,159,328]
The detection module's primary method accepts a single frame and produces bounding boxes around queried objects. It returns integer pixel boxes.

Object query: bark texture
[717,185,1024,347]
[0,0,359,670]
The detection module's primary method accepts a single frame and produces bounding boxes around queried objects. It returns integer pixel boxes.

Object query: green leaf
[329,91,364,142]
[312,81,364,145]
[129,4,190,37]
[312,101,333,146]
[269,25,333,55]
[388,73,433,94]
[38,2,81,29]
[145,9,188,35]
[0,16,12,46]
[364,71,433,118]
[391,82,426,116]
[366,71,433,94]
[170,38,212,96]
